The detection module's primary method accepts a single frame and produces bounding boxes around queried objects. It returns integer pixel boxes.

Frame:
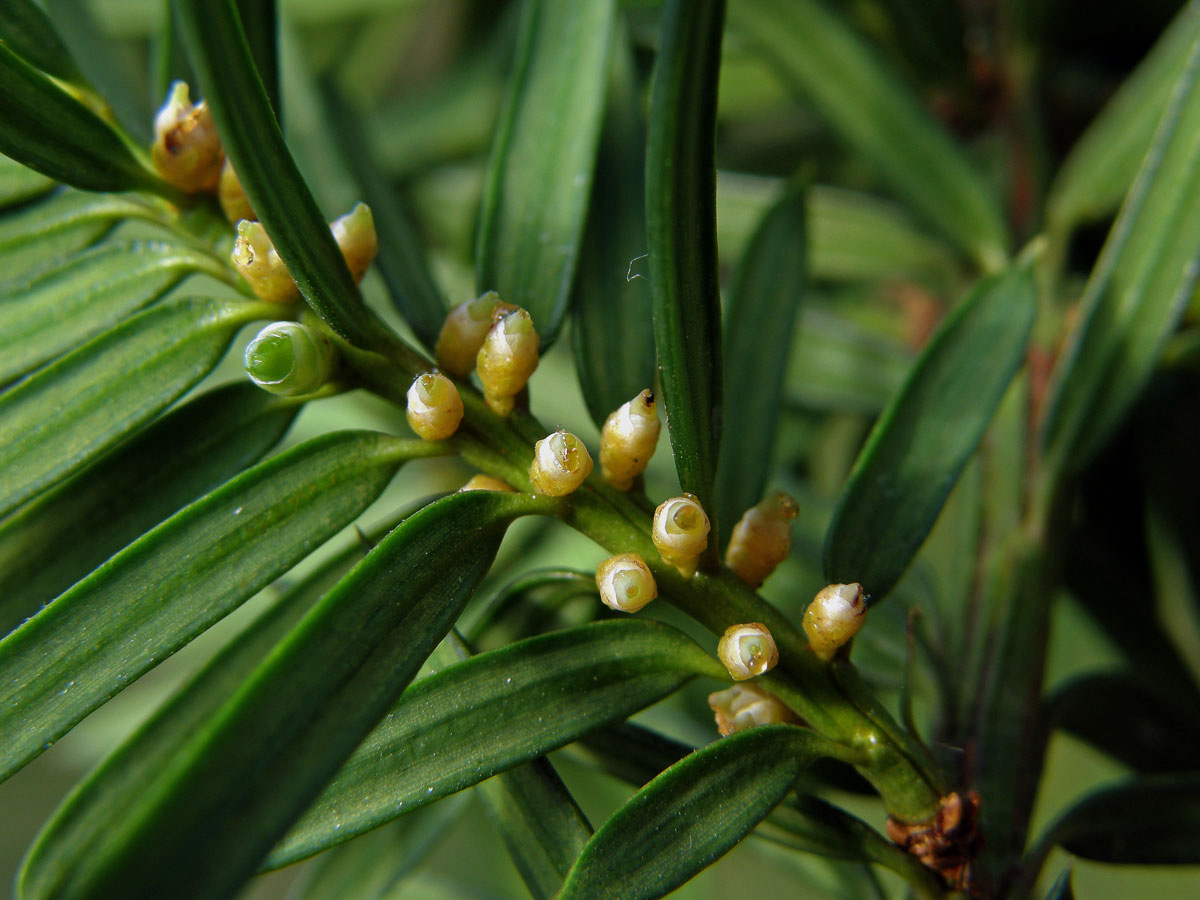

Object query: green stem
[970,467,1068,894]
[345,328,945,824]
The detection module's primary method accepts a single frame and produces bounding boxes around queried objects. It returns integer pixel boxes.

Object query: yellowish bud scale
[218,159,255,223]
[802,583,866,662]
[232,220,299,303]
[529,430,593,496]
[231,204,377,301]
[406,372,464,441]
[459,474,515,493]
[331,202,378,283]
[708,683,799,736]
[476,305,540,416]
[151,81,223,193]
[725,491,799,587]
[435,292,499,378]
[652,493,710,579]
[717,623,779,681]
[599,389,661,491]
[595,552,657,613]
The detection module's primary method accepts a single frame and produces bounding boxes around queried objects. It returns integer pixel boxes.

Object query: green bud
[243,322,336,396]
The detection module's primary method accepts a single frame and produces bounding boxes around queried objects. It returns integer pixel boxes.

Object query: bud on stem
[232,220,298,303]
[476,305,540,416]
[530,430,593,496]
[330,203,379,283]
[232,204,379,302]
[652,494,711,579]
[151,81,223,193]
[600,389,661,491]
[459,474,515,492]
[708,683,799,735]
[435,292,499,378]
[725,491,798,587]
[596,552,657,613]
[406,372,464,441]
[218,159,254,223]
[717,622,779,681]
[243,321,336,396]
[803,583,866,662]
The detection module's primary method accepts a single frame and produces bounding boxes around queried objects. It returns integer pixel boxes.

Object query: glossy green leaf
[479,758,592,900]
[235,0,279,117]
[730,0,1008,271]
[1047,2,1200,235]
[1050,672,1200,774]
[646,0,725,524]
[475,0,615,345]
[470,0,609,345]
[0,189,150,266]
[0,0,85,84]
[0,189,156,279]
[318,78,446,350]
[579,712,871,788]
[0,383,298,635]
[269,619,721,867]
[557,725,845,900]
[0,430,432,783]
[0,295,275,521]
[19,491,543,900]
[0,240,230,384]
[0,40,167,197]
[574,720,867,803]
[293,797,470,900]
[20,513,408,900]
[786,307,913,414]
[571,24,655,426]
[1041,32,1200,476]
[715,181,806,545]
[0,152,55,207]
[174,0,385,348]
[823,266,1036,598]
[573,723,914,874]
[431,631,592,900]
[1044,775,1200,863]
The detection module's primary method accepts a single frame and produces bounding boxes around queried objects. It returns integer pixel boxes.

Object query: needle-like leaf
[824,266,1036,599]
[476,0,616,346]
[645,0,726,530]
[0,296,275,520]
[0,431,438,782]
[19,491,549,900]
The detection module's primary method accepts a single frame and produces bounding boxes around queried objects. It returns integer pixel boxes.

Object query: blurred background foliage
[3,0,1200,897]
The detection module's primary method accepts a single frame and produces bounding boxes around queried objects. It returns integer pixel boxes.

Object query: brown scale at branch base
[886,789,982,893]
